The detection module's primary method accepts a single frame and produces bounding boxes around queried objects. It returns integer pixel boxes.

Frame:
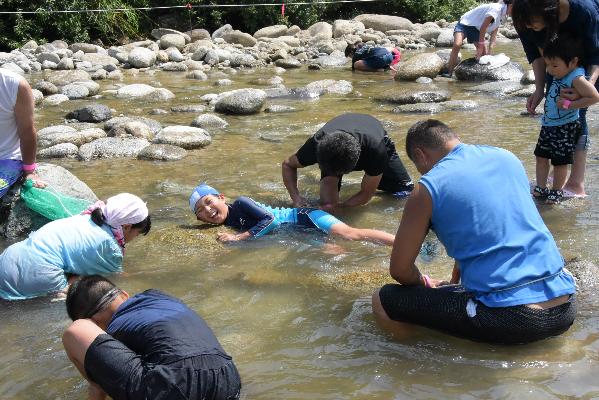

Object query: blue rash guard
[223,196,341,237]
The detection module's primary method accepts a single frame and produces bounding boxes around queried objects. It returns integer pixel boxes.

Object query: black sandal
[533,185,549,198]
[546,189,563,204]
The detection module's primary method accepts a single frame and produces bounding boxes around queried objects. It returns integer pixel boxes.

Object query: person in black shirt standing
[62,276,241,400]
[282,113,413,210]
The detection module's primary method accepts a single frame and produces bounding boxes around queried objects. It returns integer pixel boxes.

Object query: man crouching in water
[62,276,241,400]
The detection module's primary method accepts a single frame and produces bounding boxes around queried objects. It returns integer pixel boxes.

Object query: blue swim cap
[189,183,219,212]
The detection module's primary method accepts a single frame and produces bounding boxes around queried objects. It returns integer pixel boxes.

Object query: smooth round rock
[153,126,211,149]
[137,144,187,161]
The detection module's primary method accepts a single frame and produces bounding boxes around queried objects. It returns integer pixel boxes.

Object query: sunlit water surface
[1,41,599,399]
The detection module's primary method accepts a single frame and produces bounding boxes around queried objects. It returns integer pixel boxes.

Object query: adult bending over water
[0,193,150,300]
[63,276,241,400]
[512,0,599,197]
[282,113,413,210]
[372,120,576,344]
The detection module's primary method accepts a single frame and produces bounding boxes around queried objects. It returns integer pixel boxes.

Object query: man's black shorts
[84,334,241,400]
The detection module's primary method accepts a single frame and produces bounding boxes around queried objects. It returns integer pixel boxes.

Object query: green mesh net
[20,179,92,221]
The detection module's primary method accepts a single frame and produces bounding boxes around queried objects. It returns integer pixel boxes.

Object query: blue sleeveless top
[419,143,575,307]
[543,67,585,126]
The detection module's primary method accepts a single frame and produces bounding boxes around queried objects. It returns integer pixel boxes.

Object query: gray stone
[184,60,204,70]
[187,29,211,41]
[145,88,176,102]
[186,70,208,80]
[21,40,38,50]
[392,103,442,114]
[307,22,333,40]
[354,14,413,32]
[332,19,365,38]
[66,104,112,122]
[191,47,209,61]
[41,60,58,70]
[511,85,537,97]
[91,69,108,80]
[441,100,478,111]
[42,94,70,106]
[171,104,206,113]
[466,81,524,96]
[34,81,58,95]
[160,62,188,72]
[57,57,75,70]
[311,55,348,68]
[215,79,233,86]
[46,70,91,86]
[265,105,296,113]
[60,83,89,99]
[104,117,162,136]
[166,47,185,62]
[116,84,157,98]
[153,126,211,149]
[108,121,154,140]
[73,80,100,96]
[38,126,106,148]
[70,43,98,53]
[37,52,60,64]
[521,69,536,85]
[137,144,187,161]
[107,70,123,80]
[128,47,156,68]
[229,53,257,67]
[80,53,118,66]
[416,77,434,84]
[0,164,97,239]
[223,30,257,47]
[79,137,150,160]
[396,53,445,81]
[275,58,301,69]
[191,113,228,129]
[214,88,267,115]
[212,24,233,40]
[418,27,442,41]
[32,89,43,105]
[149,109,168,115]
[435,29,454,47]
[274,36,300,47]
[254,25,288,39]
[160,34,186,51]
[305,79,353,95]
[377,89,450,104]
[151,28,191,43]
[454,58,524,81]
[38,143,79,159]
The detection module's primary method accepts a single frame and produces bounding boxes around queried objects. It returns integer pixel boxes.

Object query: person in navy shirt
[372,120,576,344]
[62,276,241,400]
[512,0,599,197]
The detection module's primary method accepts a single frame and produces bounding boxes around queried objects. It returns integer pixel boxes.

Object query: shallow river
[2,41,599,399]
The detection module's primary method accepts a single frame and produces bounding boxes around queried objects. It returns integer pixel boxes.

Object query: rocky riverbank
[0,14,530,164]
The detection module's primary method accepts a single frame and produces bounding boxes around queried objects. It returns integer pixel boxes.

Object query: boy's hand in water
[217,232,240,242]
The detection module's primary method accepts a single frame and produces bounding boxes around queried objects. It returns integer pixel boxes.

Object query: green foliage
[0,0,481,50]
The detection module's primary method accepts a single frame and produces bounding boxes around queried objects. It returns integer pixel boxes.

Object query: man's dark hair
[405,120,458,160]
[316,130,361,176]
[344,42,364,58]
[543,33,584,66]
[66,275,120,321]
[512,0,559,44]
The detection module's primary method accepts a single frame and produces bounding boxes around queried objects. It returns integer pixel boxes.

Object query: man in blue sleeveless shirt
[372,120,576,344]
[62,276,241,400]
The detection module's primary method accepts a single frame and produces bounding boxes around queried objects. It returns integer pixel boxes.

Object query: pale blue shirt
[420,143,575,307]
[0,214,123,300]
[543,67,586,127]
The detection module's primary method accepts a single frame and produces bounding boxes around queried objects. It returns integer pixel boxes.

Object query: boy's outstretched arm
[217,231,252,242]
[559,76,599,109]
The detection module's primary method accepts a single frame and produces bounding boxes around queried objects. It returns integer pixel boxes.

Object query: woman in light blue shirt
[372,120,576,344]
[0,193,151,300]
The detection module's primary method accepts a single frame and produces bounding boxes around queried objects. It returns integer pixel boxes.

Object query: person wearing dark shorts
[282,113,413,210]
[372,120,577,345]
[62,276,241,400]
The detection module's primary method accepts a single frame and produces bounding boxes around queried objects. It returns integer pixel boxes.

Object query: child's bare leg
[330,223,395,245]
[62,319,108,400]
[552,164,568,190]
[535,157,550,190]
[446,32,465,76]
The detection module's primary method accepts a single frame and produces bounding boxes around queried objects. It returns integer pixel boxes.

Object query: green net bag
[20,179,93,221]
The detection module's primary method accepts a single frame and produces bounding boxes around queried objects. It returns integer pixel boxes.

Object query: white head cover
[103,193,148,227]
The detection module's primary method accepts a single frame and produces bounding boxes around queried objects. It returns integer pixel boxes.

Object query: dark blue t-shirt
[224,196,275,236]
[107,289,230,364]
[517,0,599,67]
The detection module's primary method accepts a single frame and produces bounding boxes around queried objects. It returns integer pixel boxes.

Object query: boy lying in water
[189,183,395,245]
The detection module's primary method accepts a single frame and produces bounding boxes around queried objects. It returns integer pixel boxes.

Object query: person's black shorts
[378,284,576,344]
[534,121,582,166]
[84,334,241,400]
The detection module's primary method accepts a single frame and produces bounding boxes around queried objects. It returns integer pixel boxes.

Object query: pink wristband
[562,99,572,109]
[22,163,37,172]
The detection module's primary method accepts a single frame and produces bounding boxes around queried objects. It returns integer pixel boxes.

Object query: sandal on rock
[533,185,549,198]
[546,189,563,204]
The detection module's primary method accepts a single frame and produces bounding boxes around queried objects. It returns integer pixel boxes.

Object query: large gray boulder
[214,88,267,115]
[128,47,156,68]
[454,58,524,81]
[229,53,258,67]
[392,100,478,114]
[332,20,365,38]
[37,52,60,64]
[395,53,445,81]
[70,43,98,53]
[38,143,80,159]
[79,137,150,160]
[42,94,70,106]
[223,30,257,47]
[254,25,288,39]
[66,104,112,122]
[191,113,229,129]
[160,34,186,51]
[104,117,162,136]
[137,144,187,161]
[307,22,333,40]
[60,83,89,99]
[34,81,58,95]
[38,125,106,148]
[354,14,413,32]
[107,121,154,140]
[151,28,191,43]
[377,89,450,105]
[435,29,454,47]
[0,163,97,239]
[115,84,174,101]
[465,81,525,96]
[275,58,301,69]
[153,126,211,149]
[212,24,233,39]
[310,55,348,68]
[46,69,91,86]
